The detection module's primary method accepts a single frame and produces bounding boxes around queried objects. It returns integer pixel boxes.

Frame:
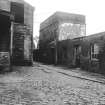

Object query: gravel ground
[0,62,105,105]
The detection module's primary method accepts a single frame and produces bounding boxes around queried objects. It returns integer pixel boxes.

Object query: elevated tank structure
[0,0,34,70]
[38,12,86,64]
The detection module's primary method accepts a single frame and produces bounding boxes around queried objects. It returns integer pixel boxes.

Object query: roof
[85,32,105,40]
[9,0,35,10]
[40,11,86,30]
[83,32,105,44]
[9,0,24,3]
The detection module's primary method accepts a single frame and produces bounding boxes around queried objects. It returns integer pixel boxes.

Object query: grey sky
[25,0,105,37]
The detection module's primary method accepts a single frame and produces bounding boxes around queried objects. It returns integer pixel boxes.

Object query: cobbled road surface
[0,62,105,105]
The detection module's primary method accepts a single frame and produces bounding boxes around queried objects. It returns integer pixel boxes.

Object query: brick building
[38,11,86,64]
[0,0,34,70]
[79,32,105,73]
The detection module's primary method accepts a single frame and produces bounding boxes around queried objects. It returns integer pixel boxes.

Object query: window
[91,44,99,60]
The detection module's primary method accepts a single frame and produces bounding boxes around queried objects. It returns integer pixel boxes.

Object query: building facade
[0,0,34,70]
[38,12,86,64]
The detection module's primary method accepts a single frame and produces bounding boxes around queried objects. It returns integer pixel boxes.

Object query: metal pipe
[10,21,14,57]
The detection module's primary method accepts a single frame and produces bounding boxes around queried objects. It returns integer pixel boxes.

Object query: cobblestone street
[0,62,105,105]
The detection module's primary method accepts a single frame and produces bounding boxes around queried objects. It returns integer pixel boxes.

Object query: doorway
[0,11,11,68]
[74,45,81,67]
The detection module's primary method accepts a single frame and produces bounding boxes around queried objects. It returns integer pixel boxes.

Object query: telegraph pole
[55,37,58,65]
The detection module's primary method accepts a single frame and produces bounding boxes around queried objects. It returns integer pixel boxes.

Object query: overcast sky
[25,0,105,37]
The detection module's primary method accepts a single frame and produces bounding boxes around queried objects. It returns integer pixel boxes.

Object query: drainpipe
[10,22,13,56]
[10,15,14,57]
